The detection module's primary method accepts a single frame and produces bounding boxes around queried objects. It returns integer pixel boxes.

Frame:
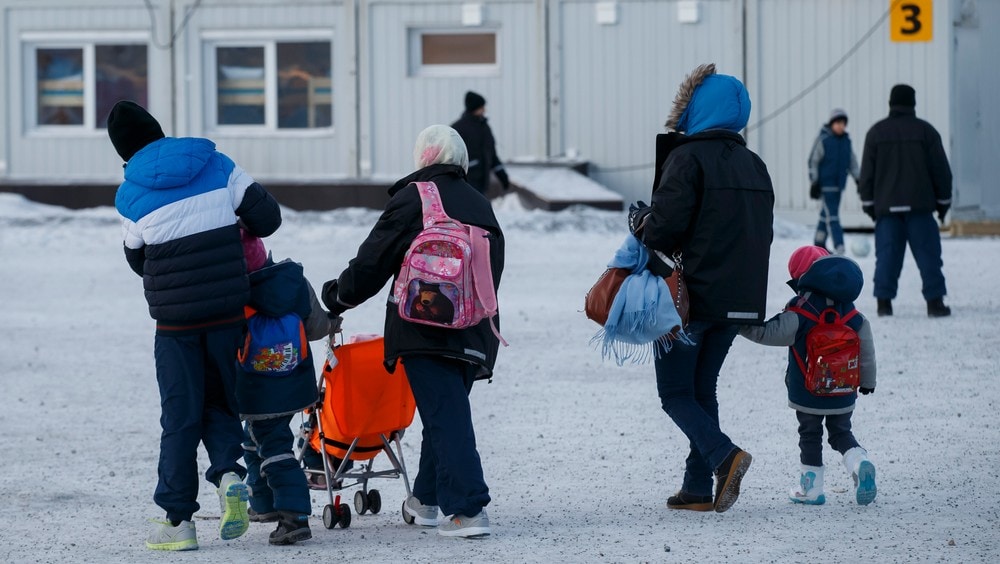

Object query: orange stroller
[297,335,416,529]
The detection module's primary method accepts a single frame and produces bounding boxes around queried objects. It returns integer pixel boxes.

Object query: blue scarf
[593,235,691,365]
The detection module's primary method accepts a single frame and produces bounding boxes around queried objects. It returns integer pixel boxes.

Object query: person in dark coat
[451,91,510,196]
[321,125,503,538]
[858,84,953,318]
[108,100,282,551]
[628,64,774,513]
[808,108,860,254]
[236,232,333,545]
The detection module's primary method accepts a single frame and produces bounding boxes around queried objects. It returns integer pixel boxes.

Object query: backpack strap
[469,225,508,347]
[413,181,453,228]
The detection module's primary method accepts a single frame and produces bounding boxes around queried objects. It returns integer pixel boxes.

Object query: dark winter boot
[667,491,713,512]
[713,448,752,513]
[876,299,893,317]
[268,512,311,545]
[927,298,951,318]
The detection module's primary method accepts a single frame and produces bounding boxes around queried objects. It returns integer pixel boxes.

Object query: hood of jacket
[248,259,310,318]
[123,137,217,190]
[797,255,864,303]
[665,64,751,135]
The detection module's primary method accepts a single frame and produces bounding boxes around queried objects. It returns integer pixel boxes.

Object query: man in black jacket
[322,125,503,538]
[108,101,282,550]
[451,91,510,196]
[858,84,952,317]
[628,64,774,514]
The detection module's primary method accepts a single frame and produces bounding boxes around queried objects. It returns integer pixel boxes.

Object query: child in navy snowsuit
[808,109,860,254]
[237,232,333,545]
[740,246,878,506]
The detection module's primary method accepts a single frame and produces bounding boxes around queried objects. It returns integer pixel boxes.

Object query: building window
[211,40,332,130]
[33,43,148,129]
[409,30,499,77]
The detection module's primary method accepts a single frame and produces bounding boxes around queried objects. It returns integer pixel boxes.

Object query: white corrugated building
[0,0,995,223]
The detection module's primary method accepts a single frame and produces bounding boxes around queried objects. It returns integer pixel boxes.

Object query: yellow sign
[890,0,933,42]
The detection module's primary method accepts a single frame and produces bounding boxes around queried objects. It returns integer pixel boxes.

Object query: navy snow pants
[403,355,490,518]
[153,327,246,523]
[873,212,947,301]
[243,415,311,516]
[796,411,861,467]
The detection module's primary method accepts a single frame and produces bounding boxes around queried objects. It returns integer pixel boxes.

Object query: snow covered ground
[1,192,998,563]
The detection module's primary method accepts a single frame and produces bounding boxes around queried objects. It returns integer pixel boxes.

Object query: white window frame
[202,30,335,136]
[407,28,500,78]
[22,31,149,137]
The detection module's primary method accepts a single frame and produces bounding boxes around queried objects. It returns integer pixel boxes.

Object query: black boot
[927,297,951,318]
[667,491,713,512]
[269,512,312,545]
[877,299,893,317]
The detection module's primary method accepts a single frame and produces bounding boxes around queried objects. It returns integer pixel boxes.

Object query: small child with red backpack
[740,245,877,506]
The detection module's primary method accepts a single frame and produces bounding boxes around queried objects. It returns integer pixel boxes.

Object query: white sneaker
[404,496,439,527]
[146,519,198,551]
[217,472,250,540]
[789,465,826,505]
[844,447,877,505]
[438,509,491,538]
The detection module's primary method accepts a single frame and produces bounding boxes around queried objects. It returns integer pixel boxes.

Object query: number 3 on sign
[891,0,933,42]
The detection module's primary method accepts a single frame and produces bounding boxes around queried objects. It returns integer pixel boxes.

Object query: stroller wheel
[337,504,352,528]
[322,504,336,529]
[367,490,382,514]
[354,490,369,515]
[401,500,415,525]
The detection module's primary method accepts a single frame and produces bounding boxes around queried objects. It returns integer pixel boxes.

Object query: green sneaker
[146,519,198,551]
[217,472,250,540]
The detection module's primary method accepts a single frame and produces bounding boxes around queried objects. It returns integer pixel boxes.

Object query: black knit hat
[464,91,486,113]
[107,100,165,161]
[889,84,916,108]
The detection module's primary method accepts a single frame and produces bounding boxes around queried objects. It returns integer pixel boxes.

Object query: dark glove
[495,168,510,191]
[936,204,950,224]
[862,204,876,221]
[859,387,875,395]
[327,313,343,339]
[321,279,348,316]
[628,201,653,237]
[809,181,821,200]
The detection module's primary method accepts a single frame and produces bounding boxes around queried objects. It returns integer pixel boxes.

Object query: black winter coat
[324,164,505,377]
[640,131,774,325]
[858,108,953,217]
[451,113,504,194]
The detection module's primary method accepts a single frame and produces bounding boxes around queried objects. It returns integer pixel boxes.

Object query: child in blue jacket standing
[740,246,878,505]
[237,232,335,544]
[808,109,860,254]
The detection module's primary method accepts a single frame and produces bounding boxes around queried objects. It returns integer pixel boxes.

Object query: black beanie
[889,84,916,108]
[464,91,486,113]
[107,100,165,161]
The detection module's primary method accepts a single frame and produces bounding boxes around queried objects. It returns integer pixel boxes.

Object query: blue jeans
[796,411,860,467]
[874,212,947,300]
[815,188,844,251]
[654,322,740,497]
[403,355,490,517]
[153,328,246,523]
[243,415,311,515]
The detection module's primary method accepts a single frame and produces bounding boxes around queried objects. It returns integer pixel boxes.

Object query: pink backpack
[393,182,507,346]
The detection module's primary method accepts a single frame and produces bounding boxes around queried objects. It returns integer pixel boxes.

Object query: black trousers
[796,410,861,467]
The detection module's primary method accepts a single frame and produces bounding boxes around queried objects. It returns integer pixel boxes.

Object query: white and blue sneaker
[217,472,250,540]
[789,465,826,505]
[844,447,877,506]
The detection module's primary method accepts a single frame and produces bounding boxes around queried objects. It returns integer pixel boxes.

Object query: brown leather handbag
[585,253,689,330]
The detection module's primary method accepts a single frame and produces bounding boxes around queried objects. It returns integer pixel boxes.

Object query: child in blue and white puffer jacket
[740,246,878,506]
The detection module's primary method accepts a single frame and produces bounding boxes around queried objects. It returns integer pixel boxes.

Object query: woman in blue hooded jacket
[740,247,878,507]
[627,64,774,513]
